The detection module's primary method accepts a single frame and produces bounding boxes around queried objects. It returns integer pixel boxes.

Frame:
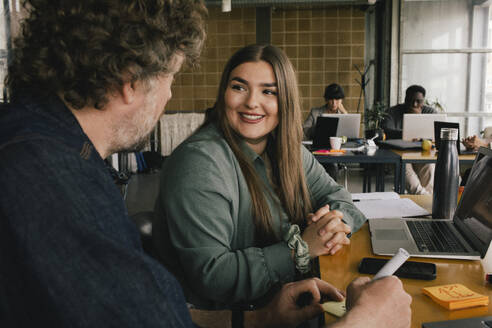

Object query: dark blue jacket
[0,94,194,327]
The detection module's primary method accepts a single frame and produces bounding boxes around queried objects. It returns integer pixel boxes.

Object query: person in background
[0,1,411,327]
[303,83,348,140]
[382,85,437,195]
[153,44,366,311]
[303,83,347,180]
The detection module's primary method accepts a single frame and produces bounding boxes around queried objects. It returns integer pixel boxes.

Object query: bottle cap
[440,128,459,141]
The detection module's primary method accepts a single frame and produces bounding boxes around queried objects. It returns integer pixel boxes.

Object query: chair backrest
[159,113,205,156]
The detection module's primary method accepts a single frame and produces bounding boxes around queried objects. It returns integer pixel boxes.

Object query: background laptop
[312,117,338,149]
[321,113,361,139]
[369,147,492,260]
[377,139,422,150]
[434,121,461,153]
[434,121,478,155]
[403,113,447,141]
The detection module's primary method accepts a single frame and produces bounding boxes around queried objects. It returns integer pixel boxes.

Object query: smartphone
[358,257,436,280]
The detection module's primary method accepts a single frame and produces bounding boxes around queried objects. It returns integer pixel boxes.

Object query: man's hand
[330,276,411,328]
[245,278,345,328]
[305,205,351,256]
[462,135,488,151]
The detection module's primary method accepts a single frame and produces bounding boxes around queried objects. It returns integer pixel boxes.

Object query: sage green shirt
[153,123,366,309]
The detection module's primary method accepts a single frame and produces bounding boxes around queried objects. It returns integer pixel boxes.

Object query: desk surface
[320,195,491,328]
[314,148,400,164]
[392,149,477,162]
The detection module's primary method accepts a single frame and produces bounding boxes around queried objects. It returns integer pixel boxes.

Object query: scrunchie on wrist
[283,224,311,274]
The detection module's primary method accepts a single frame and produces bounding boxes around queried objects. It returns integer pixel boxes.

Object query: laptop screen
[434,121,460,152]
[454,147,492,257]
[403,114,447,141]
[320,114,361,138]
[312,117,338,149]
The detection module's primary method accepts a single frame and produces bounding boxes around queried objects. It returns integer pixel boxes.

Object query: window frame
[396,0,492,136]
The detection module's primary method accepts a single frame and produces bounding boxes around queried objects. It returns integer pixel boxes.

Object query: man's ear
[121,81,136,104]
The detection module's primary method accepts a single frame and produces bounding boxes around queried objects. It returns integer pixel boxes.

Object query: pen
[297,248,410,308]
[373,248,410,280]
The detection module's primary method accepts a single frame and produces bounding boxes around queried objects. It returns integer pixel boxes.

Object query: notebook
[422,316,492,328]
[312,117,338,149]
[321,113,361,138]
[403,113,447,141]
[369,147,492,260]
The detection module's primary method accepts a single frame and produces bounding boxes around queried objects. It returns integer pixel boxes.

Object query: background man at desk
[382,85,437,195]
[0,0,411,327]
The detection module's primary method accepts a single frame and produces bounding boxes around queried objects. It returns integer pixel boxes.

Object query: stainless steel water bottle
[432,128,459,220]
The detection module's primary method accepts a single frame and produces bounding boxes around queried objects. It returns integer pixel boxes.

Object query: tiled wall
[272,6,365,117]
[166,7,256,112]
[167,5,365,120]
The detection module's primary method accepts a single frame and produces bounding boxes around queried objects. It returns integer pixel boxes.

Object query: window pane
[402,0,490,50]
[401,53,468,113]
[402,53,491,135]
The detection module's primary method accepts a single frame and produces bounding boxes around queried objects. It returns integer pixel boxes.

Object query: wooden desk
[392,150,476,194]
[320,195,491,327]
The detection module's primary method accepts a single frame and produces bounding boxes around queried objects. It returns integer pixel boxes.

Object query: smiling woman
[225,61,279,154]
[152,44,366,310]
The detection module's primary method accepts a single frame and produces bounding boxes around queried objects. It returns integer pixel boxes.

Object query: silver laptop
[369,147,492,260]
[321,113,361,138]
[402,113,447,141]
[422,316,492,328]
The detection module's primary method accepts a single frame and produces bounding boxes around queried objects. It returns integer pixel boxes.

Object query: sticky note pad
[422,283,489,310]
[322,301,346,317]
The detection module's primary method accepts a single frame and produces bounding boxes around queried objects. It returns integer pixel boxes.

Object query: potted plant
[425,98,445,112]
[364,101,388,141]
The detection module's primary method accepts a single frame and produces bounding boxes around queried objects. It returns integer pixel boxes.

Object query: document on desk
[353,198,430,219]
[351,192,400,201]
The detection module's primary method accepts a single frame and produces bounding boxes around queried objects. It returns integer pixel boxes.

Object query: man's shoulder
[1,97,88,158]
[309,105,326,115]
[388,104,406,112]
[0,102,100,185]
[1,99,55,142]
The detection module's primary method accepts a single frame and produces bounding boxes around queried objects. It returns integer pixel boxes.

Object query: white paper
[354,198,430,219]
[351,192,400,201]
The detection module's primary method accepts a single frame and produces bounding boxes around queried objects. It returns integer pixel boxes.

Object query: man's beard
[124,129,154,152]
[109,85,163,155]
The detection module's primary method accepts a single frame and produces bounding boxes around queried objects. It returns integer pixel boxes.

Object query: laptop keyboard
[406,221,467,253]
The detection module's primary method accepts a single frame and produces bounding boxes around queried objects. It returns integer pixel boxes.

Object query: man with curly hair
[0,1,411,327]
[1,1,207,326]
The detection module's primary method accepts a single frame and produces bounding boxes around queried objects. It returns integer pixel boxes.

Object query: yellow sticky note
[322,301,346,317]
[422,283,489,310]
